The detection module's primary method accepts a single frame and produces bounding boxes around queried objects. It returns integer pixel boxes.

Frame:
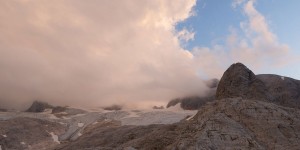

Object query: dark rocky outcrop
[257,74,300,108]
[216,62,300,109]
[103,105,122,111]
[166,98,181,108]
[216,63,272,101]
[0,108,7,112]
[152,106,164,109]
[26,101,54,113]
[51,106,67,114]
[167,96,215,110]
[167,79,219,110]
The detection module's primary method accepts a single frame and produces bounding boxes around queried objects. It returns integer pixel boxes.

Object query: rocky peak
[216,63,272,101]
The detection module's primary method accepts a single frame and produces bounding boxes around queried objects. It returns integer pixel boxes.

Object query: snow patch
[104,119,112,122]
[186,113,197,121]
[62,116,70,119]
[122,111,140,118]
[78,122,84,127]
[281,76,285,80]
[49,132,60,144]
[43,109,53,114]
[59,122,66,125]
[77,132,82,136]
[2,135,7,138]
[56,112,68,115]
[92,121,98,125]
[48,114,60,119]
[72,113,86,117]
[20,142,26,145]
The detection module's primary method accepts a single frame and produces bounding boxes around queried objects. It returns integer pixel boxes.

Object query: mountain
[256,74,300,108]
[1,62,300,149]
[54,98,300,150]
[216,63,271,101]
[216,62,300,108]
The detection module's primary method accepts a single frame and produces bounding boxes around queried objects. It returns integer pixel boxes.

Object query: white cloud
[232,0,246,8]
[0,0,297,109]
[192,0,293,78]
[0,0,207,109]
[177,28,195,42]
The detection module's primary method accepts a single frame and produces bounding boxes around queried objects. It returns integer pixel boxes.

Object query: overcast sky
[0,0,299,109]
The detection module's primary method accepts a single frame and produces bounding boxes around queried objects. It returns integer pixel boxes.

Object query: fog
[0,0,295,109]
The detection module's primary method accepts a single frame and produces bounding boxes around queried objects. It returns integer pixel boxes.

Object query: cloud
[192,0,293,78]
[0,0,210,109]
[232,0,246,8]
[0,0,297,110]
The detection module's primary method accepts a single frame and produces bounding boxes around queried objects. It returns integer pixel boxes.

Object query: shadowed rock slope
[216,63,271,101]
[216,63,300,109]
[257,74,300,108]
[54,98,300,150]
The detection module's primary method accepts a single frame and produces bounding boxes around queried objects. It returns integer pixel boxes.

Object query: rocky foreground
[54,98,300,150]
[1,62,300,150]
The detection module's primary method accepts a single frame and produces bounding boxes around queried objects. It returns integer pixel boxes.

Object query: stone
[216,63,272,101]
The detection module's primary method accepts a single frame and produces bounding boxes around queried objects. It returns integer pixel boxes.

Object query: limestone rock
[257,74,300,108]
[216,63,272,101]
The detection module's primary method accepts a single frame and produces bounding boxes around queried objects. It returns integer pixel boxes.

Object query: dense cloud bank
[0,0,296,109]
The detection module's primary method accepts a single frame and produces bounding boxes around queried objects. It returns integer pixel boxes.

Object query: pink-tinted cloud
[192,0,294,78]
[0,0,210,109]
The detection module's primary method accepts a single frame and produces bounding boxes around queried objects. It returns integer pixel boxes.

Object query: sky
[176,0,300,78]
[0,0,299,109]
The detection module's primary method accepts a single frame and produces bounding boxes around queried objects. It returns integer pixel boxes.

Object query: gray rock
[26,101,54,113]
[53,98,300,150]
[216,62,300,109]
[257,74,300,108]
[0,117,66,150]
[216,62,272,101]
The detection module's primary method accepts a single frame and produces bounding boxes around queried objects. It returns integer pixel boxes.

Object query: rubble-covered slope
[0,117,66,150]
[54,98,300,150]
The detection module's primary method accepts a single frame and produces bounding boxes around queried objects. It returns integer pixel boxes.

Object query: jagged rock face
[216,63,272,101]
[26,101,54,112]
[257,74,300,108]
[54,98,300,150]
[216,62,300,109]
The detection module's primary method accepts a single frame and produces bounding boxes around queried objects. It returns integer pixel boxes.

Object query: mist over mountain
[1,0,300,149]
[0,0,299,110]
[1,62,300,150]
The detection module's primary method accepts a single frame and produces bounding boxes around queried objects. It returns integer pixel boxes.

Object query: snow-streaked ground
[0,105,197,142]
